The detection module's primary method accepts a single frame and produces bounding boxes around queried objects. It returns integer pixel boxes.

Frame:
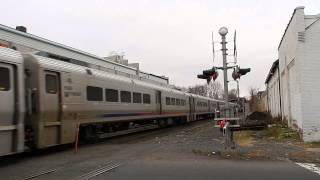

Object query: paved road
[102,159,320,180]
[0,121,319,180]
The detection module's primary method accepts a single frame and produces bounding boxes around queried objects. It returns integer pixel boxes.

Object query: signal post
[197,27,250,149]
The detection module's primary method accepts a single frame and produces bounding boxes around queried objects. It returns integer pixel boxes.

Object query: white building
[265,60,282,119]
[269,6,320,142]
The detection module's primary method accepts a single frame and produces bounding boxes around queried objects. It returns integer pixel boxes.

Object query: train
[0,47,237,157]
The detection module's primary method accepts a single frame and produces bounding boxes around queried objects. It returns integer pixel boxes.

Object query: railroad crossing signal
[197,67,219,84]
[232,67,251,80]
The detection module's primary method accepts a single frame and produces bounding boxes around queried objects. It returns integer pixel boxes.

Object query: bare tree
[188,81,223,99]
[207,81,223,99]
[188,84,207,96]
[249,87,258,98]
[248,87,259,112]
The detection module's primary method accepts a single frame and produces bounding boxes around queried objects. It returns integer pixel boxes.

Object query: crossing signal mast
[196,27,251,149]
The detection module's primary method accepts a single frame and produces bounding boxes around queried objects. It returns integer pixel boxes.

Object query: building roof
[0,24,169,84]
[265,59,279,84]
[305,15,320,30]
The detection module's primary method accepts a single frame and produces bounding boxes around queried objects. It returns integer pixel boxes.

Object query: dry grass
[304,141,320,148]
[234,131,256,147]
[287,151,320,162]
[246,149,268,159]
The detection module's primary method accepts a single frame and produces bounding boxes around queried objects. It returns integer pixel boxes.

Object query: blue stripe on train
[101,112,146,118]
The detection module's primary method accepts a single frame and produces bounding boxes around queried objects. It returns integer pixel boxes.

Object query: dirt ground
[168,120,320,163]
[232,128,320,163]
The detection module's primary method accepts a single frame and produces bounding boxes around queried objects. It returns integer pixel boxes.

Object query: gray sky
[1,0,320,95]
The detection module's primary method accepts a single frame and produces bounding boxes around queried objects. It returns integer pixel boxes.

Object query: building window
[143,94,151,104]
[46,74,58,94]
[121,91,131,103]
[0,67,10,91]
[133,92,142,103]
[166,97,170,105]
[105,88,118,102]
[87,86,103,101]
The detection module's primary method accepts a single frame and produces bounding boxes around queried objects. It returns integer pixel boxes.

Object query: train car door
[189,97,195,121]
[42,71,61,146]
[0,63,15,155]
[156,91,162,114]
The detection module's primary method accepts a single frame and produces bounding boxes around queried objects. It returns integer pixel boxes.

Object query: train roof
[25,53,189,95]
[0,47,23,64]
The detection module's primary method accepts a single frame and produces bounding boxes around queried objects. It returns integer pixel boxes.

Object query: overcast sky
[1,0,320,95]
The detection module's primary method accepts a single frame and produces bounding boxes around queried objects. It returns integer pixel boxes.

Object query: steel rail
[74,163,121,180]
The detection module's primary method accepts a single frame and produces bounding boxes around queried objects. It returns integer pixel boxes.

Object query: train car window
[143,94,151,104]
[120,91,131,103]
[133,92,142,103]
[176,99,181,106]
[105,88,118,102]
[197,102,201,107]
[171,98,175,105]
[166,97,170,105]
[87,86,103,101]
[0,67,10,91]
[45,74,58,94]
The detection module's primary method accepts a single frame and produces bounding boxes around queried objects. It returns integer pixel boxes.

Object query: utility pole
[219,27,229,117]
[236,80,240,100]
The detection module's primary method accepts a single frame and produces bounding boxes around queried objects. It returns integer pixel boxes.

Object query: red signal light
[212,72,218,81]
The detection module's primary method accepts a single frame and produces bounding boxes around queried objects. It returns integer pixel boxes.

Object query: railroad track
[232,125,267,131]
[21,167,62,180]
[14,121,210,180]
[73,162,122,180]
[19,161,121,180]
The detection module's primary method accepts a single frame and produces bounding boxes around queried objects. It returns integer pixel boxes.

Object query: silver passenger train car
[0,47,234,156]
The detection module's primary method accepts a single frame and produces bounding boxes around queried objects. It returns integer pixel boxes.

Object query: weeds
[263,125,301,141]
